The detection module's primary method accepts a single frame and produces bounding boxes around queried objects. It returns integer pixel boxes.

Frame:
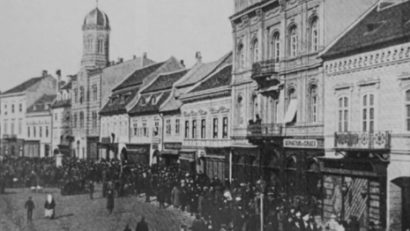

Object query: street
[0,186,193,231]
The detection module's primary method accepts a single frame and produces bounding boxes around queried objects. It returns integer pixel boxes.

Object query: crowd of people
[0,156,374,231]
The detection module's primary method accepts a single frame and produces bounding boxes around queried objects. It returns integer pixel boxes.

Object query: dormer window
[151,96,157,105]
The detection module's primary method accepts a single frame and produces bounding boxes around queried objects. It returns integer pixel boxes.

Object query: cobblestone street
[0,186,193,231]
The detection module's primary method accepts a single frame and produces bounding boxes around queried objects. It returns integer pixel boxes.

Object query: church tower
[81,7,110,69]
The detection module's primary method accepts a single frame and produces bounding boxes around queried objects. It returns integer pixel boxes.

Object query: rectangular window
[192,120,197,139]
[222,117,228,138]
[153,121,160,137]
[213,118,219,138]
[19,104,22,112]
[338,97,349,132]
[92,111,97,128]
[166,119,171,135]
[362,94,375,133]
[18,119,22,135]
[175,119,180,135]
[143,122,148,137]
[407,105,410,131]
[4,119,8,134]
[11,119,15,135]
[33,126,36,137]
[27,126,30,138]
[46,126,49,138]
[185,120,189,138]
[55,113,58,121]
[201,119,206,139]
[134,124,138,136]
[11,105,14,113]
[39,126,42,138]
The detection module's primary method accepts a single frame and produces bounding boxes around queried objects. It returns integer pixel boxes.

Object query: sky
[0,0,233,91]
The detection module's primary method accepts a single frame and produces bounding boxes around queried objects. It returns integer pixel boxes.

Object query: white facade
[100,114,129,159]
[26,112,52,157]
[0,94,26,139]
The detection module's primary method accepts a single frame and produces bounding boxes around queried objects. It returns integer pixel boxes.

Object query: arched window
[289,25,298,57]
[79,86,84,104]
[310,17,319,52]
[97,39,104,53]
[73,113,77,128]
[338,97,349,132]
[237,42,245,68]
[92,84,98,101]
[362,93,375,132]
[309,85,318,123]
[270,32,280,63]
[406,90,410,131]
[251,38,259,64]
[80,111,84,128]
[86,35,93,52]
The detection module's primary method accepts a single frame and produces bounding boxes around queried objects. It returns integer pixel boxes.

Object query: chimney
[141,52,148,67]
[56,69,61,92]
[42,70,48,77]
[195,51,202,63]
[133,55,137,60]
[143,52,147,60]
[180,60,185,67]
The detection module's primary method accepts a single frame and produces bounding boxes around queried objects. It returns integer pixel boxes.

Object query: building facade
[229,0,377,195]
[71,7,153,159]
[0,72,56,157]
[321,2,410,229]
[51,76,73,156]
[180,54,232,180]
[25,94,56,158]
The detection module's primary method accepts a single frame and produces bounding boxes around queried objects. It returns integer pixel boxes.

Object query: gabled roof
[128,91,171,116]
[190,65,232,93]
[322,1,410,59]
[3,76,50,95]
[141,69,188,94]
[175,52,232,89]
[112,62,165,91]
[99,88,139,116]
[27,94,56,113]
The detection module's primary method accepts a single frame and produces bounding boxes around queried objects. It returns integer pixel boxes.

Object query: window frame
[362,93,376,133]
[213,118,219,139]
[270,31,280,63]
[201,119,206,139]
[222,117,229,138]
[309,17,319,52]
[337,96,350,132]
[406,89,410,131]
[288,25,298,57]
[185,120,189,139]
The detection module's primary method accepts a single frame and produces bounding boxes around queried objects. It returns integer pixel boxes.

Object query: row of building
[1,0,410,229]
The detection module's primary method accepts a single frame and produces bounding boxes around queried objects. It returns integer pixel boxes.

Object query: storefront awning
[179,149,195,161]
[205,147,230,157]
[284,99,297,124]
[160,149,179,155]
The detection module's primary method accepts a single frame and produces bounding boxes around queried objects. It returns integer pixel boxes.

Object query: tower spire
[96,0,99,8]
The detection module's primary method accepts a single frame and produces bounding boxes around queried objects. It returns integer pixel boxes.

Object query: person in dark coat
[89,180,94,200]
[106,188,114,214]
[136,216,149,231]
[24,196,35,222]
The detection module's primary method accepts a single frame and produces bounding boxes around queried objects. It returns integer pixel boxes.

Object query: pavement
[0,186,194,231]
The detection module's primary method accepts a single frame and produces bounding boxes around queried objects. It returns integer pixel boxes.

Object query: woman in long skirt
[44,194,56,219]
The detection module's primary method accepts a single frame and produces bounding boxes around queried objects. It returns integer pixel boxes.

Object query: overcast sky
[0,0,233,91]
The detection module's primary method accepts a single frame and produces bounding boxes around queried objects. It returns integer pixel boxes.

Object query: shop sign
[101,137,111,143]
[164,142,182,150]
[283,139,318,149]
[126,144,150,155]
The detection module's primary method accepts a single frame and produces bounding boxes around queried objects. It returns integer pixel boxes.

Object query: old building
[229,0,376,194]
[0,71,56,157]
[25,94,56,157]
[125,58,185,165]
[321,1,410,229]
[51,75,73,156]
[179,52,232,179]
[71,7,153,159]
[159,52,230,167]
[99,58,182,160]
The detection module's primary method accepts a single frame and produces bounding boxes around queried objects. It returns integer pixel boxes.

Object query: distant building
[71,7,154,159]
[0,71,56,157]
[25,94,56,157]
[321,1,410,229]
[51,75,74,156]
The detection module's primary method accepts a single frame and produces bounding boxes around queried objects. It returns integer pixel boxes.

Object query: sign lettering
[283,139,318,149]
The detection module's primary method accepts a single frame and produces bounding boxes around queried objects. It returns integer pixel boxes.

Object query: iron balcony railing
[334,131,391,150]
[247,123,282,137]
[251,59,278,79]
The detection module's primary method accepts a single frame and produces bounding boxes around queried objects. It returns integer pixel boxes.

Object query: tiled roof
[3,76,48,95]
[27,94,56,113]
[142,69,188,94]
[112,62,165,91]
[322,2,410,59]
[129,91,171,116]
[51,99,71,109]
[190,65,232,93]
[99,88,139,116]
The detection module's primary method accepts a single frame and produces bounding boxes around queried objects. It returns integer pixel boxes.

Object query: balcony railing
[247,123,282,137]
[251,59,278,79]
[334,131,391,150]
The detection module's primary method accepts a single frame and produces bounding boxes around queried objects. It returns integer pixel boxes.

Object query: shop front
[204,147,229,181]
[97,137,118,160]
[179,150,196,173]
[320,156,387,230]
[231,146,260,184]
[125,143,150,166]
[161,142,181,166]
[87,137,99,160]
[24,140,40,158]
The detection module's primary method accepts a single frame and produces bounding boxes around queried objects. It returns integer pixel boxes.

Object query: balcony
[251,59,278,80]
[334,131,391,151]
[247,123,282,138]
